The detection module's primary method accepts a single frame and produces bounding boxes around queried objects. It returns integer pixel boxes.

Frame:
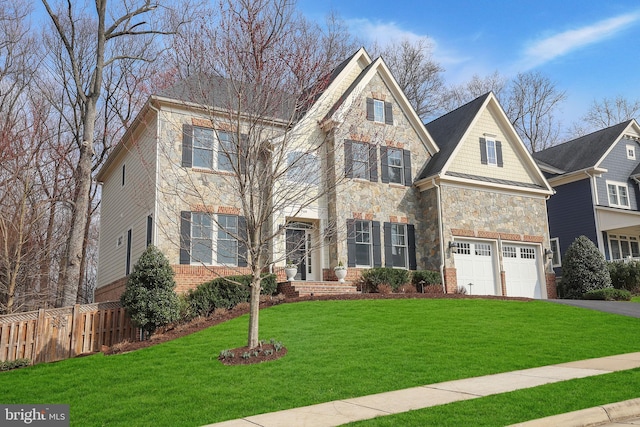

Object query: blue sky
[299,0,640,129]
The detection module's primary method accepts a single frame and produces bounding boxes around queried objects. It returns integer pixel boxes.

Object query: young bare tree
[506,71,567,153]
[41,0,186,307]
[373,38,445,121]
[583,95,640,129]
[441,71,508,112]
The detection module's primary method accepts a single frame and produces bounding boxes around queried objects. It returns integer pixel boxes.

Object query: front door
[286,228,307,280]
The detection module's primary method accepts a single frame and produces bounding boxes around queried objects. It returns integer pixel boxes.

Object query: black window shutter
[380,146,389,183]
[237,216,248,267]
[182,124,193,168]
[403,150,412,186]
[407,224,417,270]
[180,211,191,264]
[384,102,393,125]
[372,221,382,267]
[366,98,374,121]
[369,144,378,182]
[346,219,356,267]
[383,222,392,267]
[479,137,488,165]
[496,141,504,167]
[344,140,353,178]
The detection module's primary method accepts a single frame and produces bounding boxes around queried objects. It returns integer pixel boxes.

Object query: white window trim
[550,237,561,267]
[192,127,236,172]
[355,220,373,267]
[190,213,240,266]
[390,223,408,269]
[486,138,497,166]
[387,148,404,185]
[373,99,385,123]
[627,144,636,160]
[606,180,630,208]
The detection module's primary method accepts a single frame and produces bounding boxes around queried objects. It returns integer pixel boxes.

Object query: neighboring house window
[383,222,417,269]
[627,144,636,160]
[182,124,239,172]
[288,151,319,184]
[550,238,561,267]
[217,214,238,265]
[366,97,393,125]
[608,234,639,261]
[180,211,247,266]
[122,164,126,186]
[607,181,630,208]
[380,147,412,186]
[346,219,381,267]
[480,137,503,167]
[344,140,378,182]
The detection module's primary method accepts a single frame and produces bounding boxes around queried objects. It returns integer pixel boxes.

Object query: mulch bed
[103,292,531,364]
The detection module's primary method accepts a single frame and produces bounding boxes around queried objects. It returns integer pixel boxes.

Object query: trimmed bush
[360,268,410,292]
[186,274,277,318]
[607,261,640,293]
[411,270,441,290]
[561,236,612,299]
[0,358,30,371]
[583,288,632,301]
[120,245,180,337]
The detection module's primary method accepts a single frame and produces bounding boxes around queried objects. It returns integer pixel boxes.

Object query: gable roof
[417,93,490,179]
[415,92,553,194]
[532,120,635,174]
[318,49,439,156]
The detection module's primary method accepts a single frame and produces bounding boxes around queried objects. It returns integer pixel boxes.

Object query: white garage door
[502,244,542,298]
[454,241,498,296]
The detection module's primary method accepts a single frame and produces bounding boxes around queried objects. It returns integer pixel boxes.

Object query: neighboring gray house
[533,119,640,276]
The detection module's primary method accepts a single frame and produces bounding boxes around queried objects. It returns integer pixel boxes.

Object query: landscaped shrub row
[583,288,632,301]
[185,274,277,319]
[360,268,441,293]
[607,260,640,293]
[0,358,30,371]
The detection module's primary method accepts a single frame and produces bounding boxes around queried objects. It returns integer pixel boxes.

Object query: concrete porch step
[277,281,358,298]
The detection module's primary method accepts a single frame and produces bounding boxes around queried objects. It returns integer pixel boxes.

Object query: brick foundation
[546,273,557,299]
[94,277,128,302]
[443,267,457,293]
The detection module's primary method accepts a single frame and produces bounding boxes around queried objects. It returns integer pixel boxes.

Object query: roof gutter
[432,177,447,294]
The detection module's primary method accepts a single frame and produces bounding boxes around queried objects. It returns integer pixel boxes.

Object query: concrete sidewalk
[203,352,640,427]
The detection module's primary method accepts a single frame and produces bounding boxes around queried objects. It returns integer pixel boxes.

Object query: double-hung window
[486,139,497,166]
[373,99,385,123]
[217,215,238,265]
[191,213,213,264]
[288,151,319,184]
[391,224,407,268]
[355,220,372,266]
[352,142,370,180]
[387,148,404,184]
[183,125,237,172]
[550,237,561,267]
[366,98,393,125]
[607,181,630,208]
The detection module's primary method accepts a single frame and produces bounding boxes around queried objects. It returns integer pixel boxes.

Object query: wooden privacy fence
[0,301,137,364]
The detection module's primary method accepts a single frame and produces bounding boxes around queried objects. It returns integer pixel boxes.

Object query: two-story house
[95,48,556,301]
[533,119,640,276]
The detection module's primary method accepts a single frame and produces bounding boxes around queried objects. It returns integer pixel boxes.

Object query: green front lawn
[1,298,639,426]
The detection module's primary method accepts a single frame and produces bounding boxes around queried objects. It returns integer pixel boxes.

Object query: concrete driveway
[548,299,640,318]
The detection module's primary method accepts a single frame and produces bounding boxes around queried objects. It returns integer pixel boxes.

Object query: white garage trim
[453,239,499,296]
[501,242,545,298]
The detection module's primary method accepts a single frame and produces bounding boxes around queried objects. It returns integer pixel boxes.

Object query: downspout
[432,177,447,294]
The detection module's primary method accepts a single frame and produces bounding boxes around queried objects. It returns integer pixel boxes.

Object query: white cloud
[515,11,640,71]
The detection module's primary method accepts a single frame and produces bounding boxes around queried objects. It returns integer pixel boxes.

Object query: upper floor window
[480,137,503,167]
[607,181,630,208]
[288,151,319,184]
[387,148,404,184]
[366,97,393,125]
[344,140,377,182]
[182,124,238,172]
[380,147,411,186]
[627,144,636,160]
[550,237,561,267]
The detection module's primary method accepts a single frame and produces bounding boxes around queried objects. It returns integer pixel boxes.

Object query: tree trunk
[247,276,262,348]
